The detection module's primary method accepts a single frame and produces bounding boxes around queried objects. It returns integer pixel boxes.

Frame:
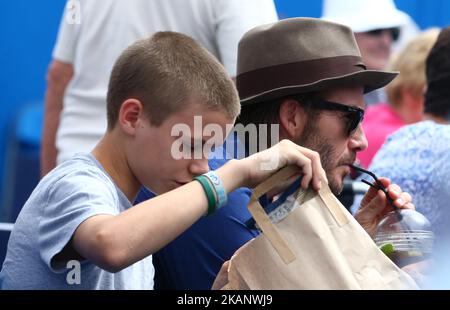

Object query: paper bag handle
[247,166,299,264]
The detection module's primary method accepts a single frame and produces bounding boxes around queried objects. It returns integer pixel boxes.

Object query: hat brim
[240,70,398,106]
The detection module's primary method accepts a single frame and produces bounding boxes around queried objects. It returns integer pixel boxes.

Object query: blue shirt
[368,121,450,240]
[0,154,154,289]
[137,138,259,289]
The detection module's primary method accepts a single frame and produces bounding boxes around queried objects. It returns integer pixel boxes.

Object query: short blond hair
[386,29,440,107]
[106,32,240,129]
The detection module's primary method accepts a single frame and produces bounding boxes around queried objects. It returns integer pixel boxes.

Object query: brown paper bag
[225,167,418,290]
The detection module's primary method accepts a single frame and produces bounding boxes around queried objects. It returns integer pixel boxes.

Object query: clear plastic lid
[374,209,434,254]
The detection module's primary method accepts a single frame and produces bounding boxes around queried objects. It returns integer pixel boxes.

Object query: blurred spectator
[357,29,439,168]
[322,0,419,105]
[40,0,278,176]
[355,27,450,244]
[367,27,450,289]
[393,14,422,53]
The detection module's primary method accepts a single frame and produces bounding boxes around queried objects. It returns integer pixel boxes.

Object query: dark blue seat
[0,223,13,268]
[0,102,42,222]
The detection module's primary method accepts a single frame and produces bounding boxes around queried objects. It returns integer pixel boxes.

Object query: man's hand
[211,261,230,290]
[354,178,414,237]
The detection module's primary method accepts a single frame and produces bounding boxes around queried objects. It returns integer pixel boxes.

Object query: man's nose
[349,124,368,152]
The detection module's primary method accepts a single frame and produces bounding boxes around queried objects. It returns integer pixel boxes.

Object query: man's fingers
[404,202,415,210]
[377,177,391,187]
[360,184,381,207]
[386,183,414,209]
[211,261,230,290]
[363,191,385,216]
[393,191,412,208]
[387,183,402,199]
[361,177,394,208]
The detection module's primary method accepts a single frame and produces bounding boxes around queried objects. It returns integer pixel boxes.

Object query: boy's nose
[189,158,209,176]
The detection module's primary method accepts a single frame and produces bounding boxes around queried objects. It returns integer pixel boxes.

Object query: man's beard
[295,118,355,195]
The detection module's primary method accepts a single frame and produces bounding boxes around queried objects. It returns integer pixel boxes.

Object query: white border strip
[0,223,14,231]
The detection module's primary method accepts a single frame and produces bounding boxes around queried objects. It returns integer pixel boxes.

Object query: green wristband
[194,175,217,216]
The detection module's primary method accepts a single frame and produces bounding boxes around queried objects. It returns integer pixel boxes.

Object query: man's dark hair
[236,94,319,154]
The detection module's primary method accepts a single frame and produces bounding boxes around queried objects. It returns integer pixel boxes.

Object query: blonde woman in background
[358,28,440,168]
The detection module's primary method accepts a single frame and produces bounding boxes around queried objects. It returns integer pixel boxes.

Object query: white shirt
[53,0,278,164]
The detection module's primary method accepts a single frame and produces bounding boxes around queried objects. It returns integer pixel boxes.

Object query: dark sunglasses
[366,27,401,42]
[306,99,365,136]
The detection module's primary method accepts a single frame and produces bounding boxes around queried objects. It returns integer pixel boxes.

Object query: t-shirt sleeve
[38,170,120,273]
[213,0,278,76]
[52,0,82,63]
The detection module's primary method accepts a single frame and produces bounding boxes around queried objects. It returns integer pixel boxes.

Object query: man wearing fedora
[151,18,415,289]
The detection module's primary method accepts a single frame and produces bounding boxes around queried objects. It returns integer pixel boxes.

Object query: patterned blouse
[369,121,450,239]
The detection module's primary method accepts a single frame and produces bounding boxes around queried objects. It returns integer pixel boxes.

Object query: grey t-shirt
[0,153,154,289]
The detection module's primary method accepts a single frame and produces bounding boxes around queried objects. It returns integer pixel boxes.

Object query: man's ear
[278,98,306,139]
[118,99,145,135]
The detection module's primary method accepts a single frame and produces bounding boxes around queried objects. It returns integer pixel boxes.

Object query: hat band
[237,55,366,101]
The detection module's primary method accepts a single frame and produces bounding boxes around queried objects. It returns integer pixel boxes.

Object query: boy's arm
[72,140,326,273]
[72,159,246,273]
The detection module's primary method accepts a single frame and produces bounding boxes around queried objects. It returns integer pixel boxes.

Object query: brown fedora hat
[237,18,398,106]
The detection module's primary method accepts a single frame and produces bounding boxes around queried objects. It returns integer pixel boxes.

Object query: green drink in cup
[375,209,434,268]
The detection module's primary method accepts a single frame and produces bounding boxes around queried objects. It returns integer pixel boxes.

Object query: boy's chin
[162,181,185,192]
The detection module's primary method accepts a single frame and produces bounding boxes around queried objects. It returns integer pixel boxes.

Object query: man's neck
[91,133,141,202]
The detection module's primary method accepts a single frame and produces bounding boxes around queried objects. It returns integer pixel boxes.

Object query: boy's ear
[279,98,306,139]
[118,99,145,135]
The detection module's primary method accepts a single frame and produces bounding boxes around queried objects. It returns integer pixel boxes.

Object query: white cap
[322,0,409,33]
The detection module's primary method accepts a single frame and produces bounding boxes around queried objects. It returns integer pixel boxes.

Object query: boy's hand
[240,139,327,190]
[354,177,414,237]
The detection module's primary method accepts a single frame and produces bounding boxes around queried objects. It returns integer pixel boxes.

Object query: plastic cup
[374,209,434,268]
